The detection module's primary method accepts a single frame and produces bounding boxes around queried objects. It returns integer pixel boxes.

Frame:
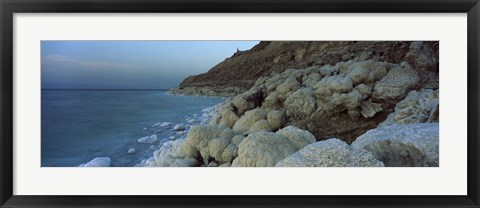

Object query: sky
[41,41,259,89]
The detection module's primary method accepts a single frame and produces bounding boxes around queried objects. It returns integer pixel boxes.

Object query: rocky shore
[138,41,439,167]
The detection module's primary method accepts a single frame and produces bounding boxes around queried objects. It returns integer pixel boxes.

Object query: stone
[379,89,439,126]
[360,99,383,118]
[232,132,297,167]
[372,64,420,100]
[351,123,439,167]
[232,108,268,134]
[285,88,317,119]
[275,139,384,167]
[219,107,240,128]
[276,126,316,150]
[173,124,186,131]
[267,110,286,131]
[247,119,272,134]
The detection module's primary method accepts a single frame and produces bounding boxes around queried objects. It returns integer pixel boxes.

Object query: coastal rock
[267,110,285,131]
[285,88,316,119]
[232,108,268,134]
[81,157,111,167]
[169,41,437,97]
[351,123,439,167]
[140,139,199,167]
[246,119,272,134]
[379,89,439,126]
[360,99,383,118]
[179,124,239,165]
[372,63,420,100]
[127,148,136,154]
[406,41,438,72]
[276,126,316,150]
[275,139,384,167]
[232,132,297,167]
[219,107,240,128]
[137,134,159,144]
[173,124,186,131]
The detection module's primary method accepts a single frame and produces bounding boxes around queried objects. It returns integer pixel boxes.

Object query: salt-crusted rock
[180,124,239,165]
[232,132,297,167]
[141,139,199,167]
[137,134,159,144]
[173,124,186,131]
[232,97,255,116]
[267,110,285,131]
[276,77,301,100]
[81,157,111,167]
[302,72,322,88]
[230,135,244,146]
[169,136,175,140]
[351,123,439,167]
[219,107,240,128]
[246,119,272,134]
[314,75,353,97]
[285,88,316,119]
[319,64,337,76]
[275,139,384,167]
[406,41,438,72]
[127,148,136,154]
[232,108,268,134]
[360,99,383,118]
[263,92,282,110]
[379,89,439,126]
[372,63,420,100]
[276,126,316,150]
[346,59,388,85]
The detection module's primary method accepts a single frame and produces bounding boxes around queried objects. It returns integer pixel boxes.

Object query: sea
[41,89,224,167]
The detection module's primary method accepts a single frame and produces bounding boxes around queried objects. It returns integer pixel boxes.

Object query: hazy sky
[41,41,259,89]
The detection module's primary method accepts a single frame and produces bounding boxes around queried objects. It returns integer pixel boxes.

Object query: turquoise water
[41,89,223,167]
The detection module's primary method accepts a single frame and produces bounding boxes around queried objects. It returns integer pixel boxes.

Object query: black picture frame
[1,0,479,207]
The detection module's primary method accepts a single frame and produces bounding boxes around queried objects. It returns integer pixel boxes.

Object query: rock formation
[139,41,439,167]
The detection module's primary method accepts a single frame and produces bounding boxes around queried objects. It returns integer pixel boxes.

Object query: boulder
[360,99,383,118]
[232,108,268,134]
[379,89,439,126]
[179,124,238,165]
[232,132,297,167]
[285,88,317,119]
[275,139,384,167]
[276,126,316,150]
[267,110,286,131]
[247,119,272,134]
[372,63,420,100]
[219,107,240,128]
[406,41,438,72]
[351,123,439,167]
[173,124,186,131]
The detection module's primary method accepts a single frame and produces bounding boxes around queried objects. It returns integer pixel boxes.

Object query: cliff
[169,41,438,97]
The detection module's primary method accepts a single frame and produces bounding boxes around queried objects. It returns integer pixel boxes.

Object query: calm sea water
[41,89,223,167]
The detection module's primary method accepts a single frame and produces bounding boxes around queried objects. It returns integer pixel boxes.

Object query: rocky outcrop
[169,41,438,97]
[275,139,384,167]
[379,89,439,126]
[140,41,439,167]
[351,123,439,167]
